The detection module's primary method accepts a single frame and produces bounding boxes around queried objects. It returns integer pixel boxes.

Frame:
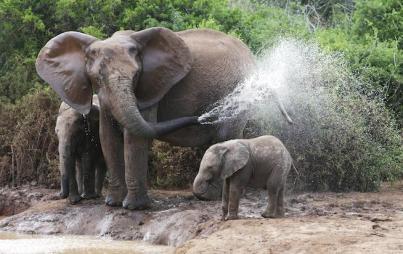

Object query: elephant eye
[86,48,97,56]
[128,46,137,54]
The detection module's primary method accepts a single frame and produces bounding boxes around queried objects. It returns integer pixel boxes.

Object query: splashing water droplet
[198,38,349,125]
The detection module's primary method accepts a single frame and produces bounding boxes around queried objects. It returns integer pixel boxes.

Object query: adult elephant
[36,27,292,209]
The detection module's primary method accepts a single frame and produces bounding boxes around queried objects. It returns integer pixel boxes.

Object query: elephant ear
[36,32,98,114]
[220,142,250,180]
[131,27,192,108]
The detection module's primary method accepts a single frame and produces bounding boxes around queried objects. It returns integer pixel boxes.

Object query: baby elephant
[55,95,106,204]
[193,135,292,220]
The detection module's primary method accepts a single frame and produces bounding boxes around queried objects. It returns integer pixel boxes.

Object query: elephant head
[37,28,197,138]
[193,141,250,200]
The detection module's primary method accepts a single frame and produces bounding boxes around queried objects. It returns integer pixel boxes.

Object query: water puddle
[0,231,173,254]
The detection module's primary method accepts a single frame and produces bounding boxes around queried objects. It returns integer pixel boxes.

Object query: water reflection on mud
[0,232,173,254]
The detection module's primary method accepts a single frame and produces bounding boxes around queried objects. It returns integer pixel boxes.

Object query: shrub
[149,141,206,189]
[0,88,60,187]
[316,28,403,125]
[244,40,402,192]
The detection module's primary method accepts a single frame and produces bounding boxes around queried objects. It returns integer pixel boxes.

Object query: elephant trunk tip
[192,191,209,201]
[189,116,200,124]
[193,177,212,200]
[286,116,294,125]
[153,115,200,137]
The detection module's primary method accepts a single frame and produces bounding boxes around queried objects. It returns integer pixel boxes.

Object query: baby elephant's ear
[220,142,250,179]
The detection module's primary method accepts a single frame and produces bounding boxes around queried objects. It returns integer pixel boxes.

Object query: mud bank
[0,188,224,246]
[1,183,403,253]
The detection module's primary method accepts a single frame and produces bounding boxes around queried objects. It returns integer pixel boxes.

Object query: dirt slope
[177,183,403,253]
[1,183,403,253]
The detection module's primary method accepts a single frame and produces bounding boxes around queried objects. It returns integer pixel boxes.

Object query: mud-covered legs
[222,171,249,220]
[122,129,151,209]
[221,178,230,220]
[100,105,127,206]
[262,185,285,218]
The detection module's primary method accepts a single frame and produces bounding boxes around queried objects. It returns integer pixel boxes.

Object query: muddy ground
[1,182,403,253]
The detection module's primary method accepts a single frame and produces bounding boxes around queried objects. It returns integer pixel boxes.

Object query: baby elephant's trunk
[193,176,222,201]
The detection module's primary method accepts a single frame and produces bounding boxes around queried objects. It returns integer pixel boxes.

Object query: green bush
[316,29,402,125]
[247,41,402,192]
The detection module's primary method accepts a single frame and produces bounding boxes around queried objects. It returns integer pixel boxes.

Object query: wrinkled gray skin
[193,135,292,220]
[36,27,292,210]
[55,95,106,204]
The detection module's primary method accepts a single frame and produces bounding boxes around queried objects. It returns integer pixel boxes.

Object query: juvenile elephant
[36,27,292,209]
[193,135,292,220]
[55,95,106,204]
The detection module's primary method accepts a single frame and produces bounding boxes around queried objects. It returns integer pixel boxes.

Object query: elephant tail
[289,160,301,191]
[291,161,300,177]
[271,89,293,125]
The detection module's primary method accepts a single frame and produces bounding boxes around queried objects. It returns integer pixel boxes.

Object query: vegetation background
[0,0,401,191]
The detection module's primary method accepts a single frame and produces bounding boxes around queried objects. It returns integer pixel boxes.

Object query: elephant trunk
[108,79,199,139]
[193,173,222,201]
[193,174,208,198]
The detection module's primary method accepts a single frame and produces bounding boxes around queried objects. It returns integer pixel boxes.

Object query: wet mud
[1,183,403,253]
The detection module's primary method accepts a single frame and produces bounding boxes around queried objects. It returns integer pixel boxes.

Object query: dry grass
[0,89,60,187]
[149,141,206,189]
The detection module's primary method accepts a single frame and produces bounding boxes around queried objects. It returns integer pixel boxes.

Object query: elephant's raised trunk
[108,79,198,139]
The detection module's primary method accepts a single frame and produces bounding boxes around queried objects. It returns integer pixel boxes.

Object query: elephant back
[158,29,255,120]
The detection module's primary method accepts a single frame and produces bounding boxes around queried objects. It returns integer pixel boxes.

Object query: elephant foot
[68,194,82,204]
[261,210,277,218]
[225,214,238,221]
[59,191,68,199]
[81,192,99,199]
[105,188,127,206]
[123,194,151,210]
[105,194,123,207]
[276,210,285,218]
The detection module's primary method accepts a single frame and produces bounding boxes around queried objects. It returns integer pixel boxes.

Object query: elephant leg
[81,151,98,199]
[68,160,82,204]
[276,186,285,217]
[226,177,244,220]
[58,159,69,199]
[122,107,156,210]
[221,178,230,220]
[58,142,73,199]
[76,160,84,195]
[262,181,279,218]
[100,107,127,206]
[122,130,151,210]
[95,158,107,197]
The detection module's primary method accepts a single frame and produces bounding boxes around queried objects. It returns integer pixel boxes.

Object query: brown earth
[1,182,403,253]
